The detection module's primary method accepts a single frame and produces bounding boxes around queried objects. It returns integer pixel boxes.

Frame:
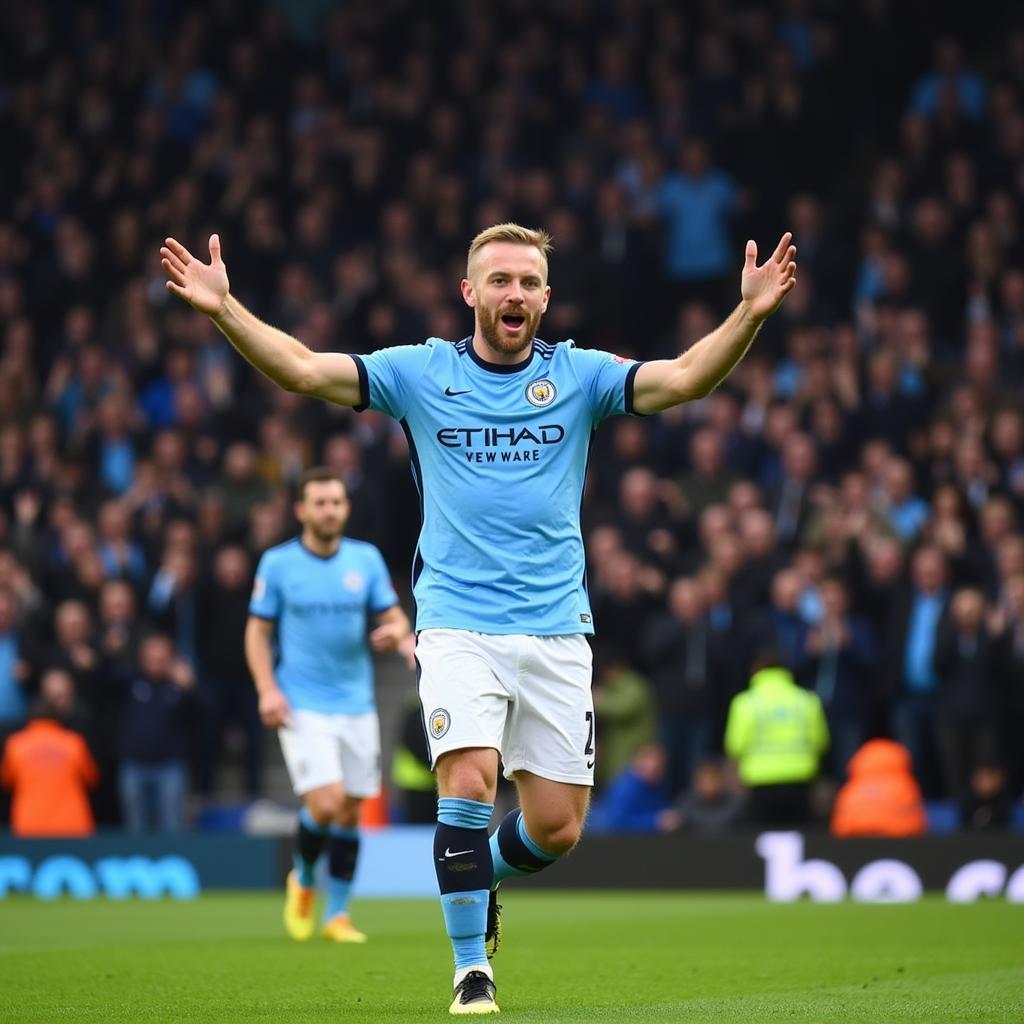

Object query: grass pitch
[0,891,1021,1022]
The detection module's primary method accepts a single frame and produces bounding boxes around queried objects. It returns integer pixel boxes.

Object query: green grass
[0,892,1021,1022]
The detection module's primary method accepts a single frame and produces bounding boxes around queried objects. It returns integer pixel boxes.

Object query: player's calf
[486,809,568,959]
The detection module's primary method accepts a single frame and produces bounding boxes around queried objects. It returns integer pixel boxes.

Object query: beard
[477,303,544,357]
[309,521,343,543]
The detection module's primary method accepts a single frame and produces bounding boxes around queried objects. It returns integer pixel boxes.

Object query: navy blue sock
[294,806,329,887]
[325,826,359,920]
[434,797,493,971]
[490,810,559,886]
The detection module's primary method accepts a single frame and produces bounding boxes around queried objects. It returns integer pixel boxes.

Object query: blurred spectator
[117,634,197,832]
[933,588,1005,800]
[148,545,200,667]
[676,428,738,520]
[590,744,671,833]
[96,499,148,585]
[591,650,658,789]
[0,672,98,837]
[910,38,986,121]
[830,739,927,838]
[640,576,730,795]
[724,649,830,826]
[98,580,143,675]
[770,432,818,546]
[743,568,809,674]
[391,696,437,825]
[803,577,877,778]
[656,139,740,316]
[43,599,101,697]
[658,759,743,834]
[886,546,950,795]
[960,762,1013,830]
[195,545,261,799]
[0,587,28,732]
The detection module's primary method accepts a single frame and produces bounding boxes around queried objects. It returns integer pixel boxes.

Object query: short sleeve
[350,343,436,420]
[367,546,399,614]
[568,344,645,423]
[249,553,281,620]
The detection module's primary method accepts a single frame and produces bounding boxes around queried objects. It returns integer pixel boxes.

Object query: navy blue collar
[299,537,341,561]
[466,336,537,375]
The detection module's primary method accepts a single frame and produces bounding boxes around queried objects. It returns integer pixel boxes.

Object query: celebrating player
[245,467,410,944]
[163,222,796,1013]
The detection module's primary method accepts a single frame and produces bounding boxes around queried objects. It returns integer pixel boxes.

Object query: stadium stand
[1,1,1024,829]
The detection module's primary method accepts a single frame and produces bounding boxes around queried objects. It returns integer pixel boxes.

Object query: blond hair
[466,222,553,281]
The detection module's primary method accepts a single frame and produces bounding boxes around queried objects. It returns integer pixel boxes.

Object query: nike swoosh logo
[444,847,474,858]
[586,760,595,769]
[444,387,472,397]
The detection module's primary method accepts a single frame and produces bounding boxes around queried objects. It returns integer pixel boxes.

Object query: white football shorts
[278,709,381,797]
[415,628,595,786]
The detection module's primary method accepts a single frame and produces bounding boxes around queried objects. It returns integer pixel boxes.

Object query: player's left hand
[398,632,417,672]
[741,232,797,321]
[369,622,408,656]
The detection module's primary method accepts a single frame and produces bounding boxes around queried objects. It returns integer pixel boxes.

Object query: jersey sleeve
[367,546,399,613]
[248,552,281,621]
[350,343,435,420]
[568,344,645,423]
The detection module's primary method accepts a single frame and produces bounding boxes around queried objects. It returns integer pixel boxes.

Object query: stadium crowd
[2,0,1024,833]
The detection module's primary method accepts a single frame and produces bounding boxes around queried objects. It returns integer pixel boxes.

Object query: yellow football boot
[449,969,499,1015]
[283,870,317,941]
[321,913,368,943]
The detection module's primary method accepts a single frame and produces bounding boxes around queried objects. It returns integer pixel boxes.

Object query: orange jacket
[0,720,98,837]
[830,739,927,838]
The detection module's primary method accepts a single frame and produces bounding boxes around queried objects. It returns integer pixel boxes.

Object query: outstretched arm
[161,235,362,407]
[632,233,797,414]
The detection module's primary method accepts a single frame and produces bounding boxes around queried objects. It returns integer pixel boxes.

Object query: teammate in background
[245,467,410,944]
[163,223,796,1013]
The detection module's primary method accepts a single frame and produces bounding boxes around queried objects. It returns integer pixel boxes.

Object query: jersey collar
[299,537,341,561]
[466,336,538,375]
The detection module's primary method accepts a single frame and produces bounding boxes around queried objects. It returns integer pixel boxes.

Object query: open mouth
[501,313,526,331]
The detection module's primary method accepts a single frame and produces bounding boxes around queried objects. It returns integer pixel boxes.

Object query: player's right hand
[258,687,291,729]
[160,234,230,317]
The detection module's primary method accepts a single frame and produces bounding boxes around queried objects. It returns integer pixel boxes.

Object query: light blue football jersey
[249,537,398,714]
[351,337,643,635]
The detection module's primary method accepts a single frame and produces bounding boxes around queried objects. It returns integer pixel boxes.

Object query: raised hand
[161,234,229,317]
[741,232,798,321]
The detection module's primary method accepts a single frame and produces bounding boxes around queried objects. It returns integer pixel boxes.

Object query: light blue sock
[435,797,494,970]
[440,890,491,971]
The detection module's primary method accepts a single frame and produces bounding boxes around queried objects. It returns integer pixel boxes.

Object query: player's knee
[335,796,361,829]
[306,789,343,825]
[436,752,496,804]
[443,772,492,804]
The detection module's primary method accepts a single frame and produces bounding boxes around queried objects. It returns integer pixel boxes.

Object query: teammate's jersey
[249,537,398,714]
[351,337,642,635]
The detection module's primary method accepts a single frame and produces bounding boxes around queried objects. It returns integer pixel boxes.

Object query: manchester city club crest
[429,707,451,739]
[526,378,557,407]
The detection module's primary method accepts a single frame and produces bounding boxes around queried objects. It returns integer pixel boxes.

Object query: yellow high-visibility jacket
[724,667,829,786]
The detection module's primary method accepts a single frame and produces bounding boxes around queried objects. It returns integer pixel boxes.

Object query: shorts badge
[429,708,451,739]
[525,378,557,407]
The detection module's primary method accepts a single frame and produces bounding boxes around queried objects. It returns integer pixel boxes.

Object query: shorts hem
[292,776,381,799]
[427,741,501,769]
[502,758,593,787]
